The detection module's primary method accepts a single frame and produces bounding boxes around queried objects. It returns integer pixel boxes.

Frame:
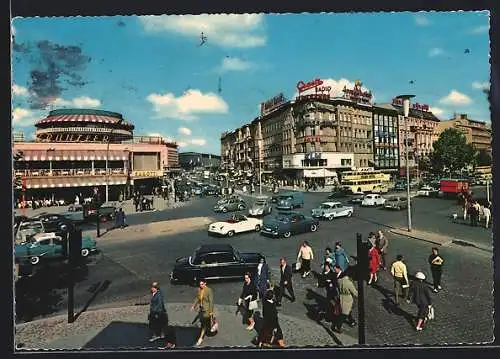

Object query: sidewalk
[15,303,358,350]
[389,227,493,252]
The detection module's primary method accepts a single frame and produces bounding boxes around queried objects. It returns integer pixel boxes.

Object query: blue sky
[11,12,490,155]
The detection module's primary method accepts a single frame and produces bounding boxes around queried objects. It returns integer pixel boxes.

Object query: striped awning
[37,114,133,127]
[25,176,128,189]
[20,150,129,161]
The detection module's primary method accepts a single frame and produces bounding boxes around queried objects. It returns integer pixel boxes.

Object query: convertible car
[208,214,263,237]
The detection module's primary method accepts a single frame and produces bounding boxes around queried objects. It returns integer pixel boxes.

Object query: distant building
[436,113,492,153]
[178,152,221,169]
[371,104,400,172]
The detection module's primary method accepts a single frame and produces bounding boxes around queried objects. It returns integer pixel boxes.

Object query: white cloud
[189,138,206,146]
[178,127,192,136]
[472,81,489,91]
[414,14,430,26]
[146,89,228,120]
[12,108,41,127]
[470,25,489,34]
[139,14,266,48]
[12,84,28,96]
[439,90,472,106]
[147,132,163,138]
[50,96,101,109]
[428,47,445,57]
[293,78,372,99]
[429,107,445,117]
[219,57,253,72]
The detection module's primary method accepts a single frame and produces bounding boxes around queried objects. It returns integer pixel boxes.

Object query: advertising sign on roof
[342,80,372,104]
[295,78,332,101]
[260,93,286,116]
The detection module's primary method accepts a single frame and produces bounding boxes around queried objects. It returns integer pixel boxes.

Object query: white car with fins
[208,214,263,237]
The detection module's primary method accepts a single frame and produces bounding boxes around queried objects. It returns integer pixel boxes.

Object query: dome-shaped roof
[36,109,134,129]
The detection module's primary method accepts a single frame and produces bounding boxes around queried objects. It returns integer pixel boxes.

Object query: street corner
[389,228,453,246]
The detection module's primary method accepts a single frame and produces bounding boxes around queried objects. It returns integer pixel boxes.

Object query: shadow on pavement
[303,289,343,346]
[371,283,415,329]
[15,262,89,323]
[73,280,112,321]
[83,321,199,349]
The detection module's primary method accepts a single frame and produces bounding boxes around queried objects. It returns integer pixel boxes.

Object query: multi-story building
[220,80,376,187]
[13,109,178,203]
[436,113,492,153]
[178,152,221,170]
[371,104,400,171]
[388,99,441,177]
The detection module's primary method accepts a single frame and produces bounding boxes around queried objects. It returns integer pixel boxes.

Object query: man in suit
[275,257,295,306]
[254,257,271,301]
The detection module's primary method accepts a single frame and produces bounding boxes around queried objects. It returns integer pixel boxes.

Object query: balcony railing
[36,127,132,136]
[14,168,128,178]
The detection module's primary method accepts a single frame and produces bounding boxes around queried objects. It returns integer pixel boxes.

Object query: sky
[11,12,490,155]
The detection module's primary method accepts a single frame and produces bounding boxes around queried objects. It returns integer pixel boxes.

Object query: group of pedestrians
[462,196,492,228]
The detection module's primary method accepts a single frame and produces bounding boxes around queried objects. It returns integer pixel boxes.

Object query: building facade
[178,152,221,169]
[13,109,178,202]
[436,113,492,153]
[220,80,376,186]
[372,104,400,171]
[388,99,441,177]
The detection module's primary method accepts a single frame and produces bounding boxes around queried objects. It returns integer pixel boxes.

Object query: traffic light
[356,233,370,283]
[68,228,83,264]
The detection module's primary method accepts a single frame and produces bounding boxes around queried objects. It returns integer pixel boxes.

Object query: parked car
[61,203,116,223]
[213,198,247,213]
[275,192,304,210]
[169,244,264,285]
[311,202,354,220]
[34,213,72,237]
[417,186,439,197]
[208,214,263,237]
[15,219,46,243]
[393,182,406,191]
[348,194,365,204]
[384,196,408,210]
[327,189,350,199]
[15,233,97,265]
[248,197,273,217]
[261,212,319,239]
[361,194,386,207]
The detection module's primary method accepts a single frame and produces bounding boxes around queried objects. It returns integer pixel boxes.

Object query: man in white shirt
[297,241,314,278]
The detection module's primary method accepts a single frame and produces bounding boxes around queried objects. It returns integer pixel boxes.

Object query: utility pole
[356,233,367,345]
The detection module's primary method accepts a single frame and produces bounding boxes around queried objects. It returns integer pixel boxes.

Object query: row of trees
[418,128,492,176]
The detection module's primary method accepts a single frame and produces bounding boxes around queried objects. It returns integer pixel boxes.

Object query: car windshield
[274,215,290,223]
[388,198,398,202]
[19,222,43,232]
[320,204,332,209]
[279,196,292,201]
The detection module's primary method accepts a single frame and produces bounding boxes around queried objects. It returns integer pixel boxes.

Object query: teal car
[14,234,98,265]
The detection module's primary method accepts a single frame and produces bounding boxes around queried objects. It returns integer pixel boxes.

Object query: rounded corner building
[13,108,179,204]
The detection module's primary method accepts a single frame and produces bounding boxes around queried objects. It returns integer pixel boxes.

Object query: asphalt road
[15,190,494,345]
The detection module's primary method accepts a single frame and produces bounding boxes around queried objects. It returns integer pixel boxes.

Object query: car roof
[322,201,341,206]
[197,244,234,254]
[277,211,303,216]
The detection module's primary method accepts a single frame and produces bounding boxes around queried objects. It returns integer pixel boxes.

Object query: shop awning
[303,169,338,178]
[20,150,129,161]
[25,175,128,189]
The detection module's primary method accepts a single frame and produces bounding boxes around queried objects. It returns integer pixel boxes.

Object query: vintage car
[417,186,439,197]
[34,213,73,237]
[170,243,264,285]
[15,219,46,243]
[348,194,365,204]
[361,194,386,207]
[248,197,273,217]
[311,202,354,220]
[213,198,247,213]
[14,233,98,265]
[384,196,409,210]
[61,203,116,223]
[208,214,263,237]
[260,212,319,239]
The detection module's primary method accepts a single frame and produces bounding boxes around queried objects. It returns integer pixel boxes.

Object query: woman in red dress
[368,243,381,285]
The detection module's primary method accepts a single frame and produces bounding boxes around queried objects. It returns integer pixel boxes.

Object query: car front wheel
[30,256,40,265]
[328,215,335,221]
[222,207,228,213]
[255,224,261,232]
[81,248,90,257]
[310,224,318,232]
[283,231,292,238]
[347,211,353,217]
[227,230,235,237]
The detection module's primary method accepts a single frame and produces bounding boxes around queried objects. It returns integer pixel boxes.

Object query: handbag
[333,299,341,316]
[427,306,435,320]
[249,299,259,311]
[295,262,302,271]
[210,314,219,333]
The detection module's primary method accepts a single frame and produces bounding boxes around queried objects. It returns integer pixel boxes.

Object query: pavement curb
[389,229,493,253]
[15,303,358,349]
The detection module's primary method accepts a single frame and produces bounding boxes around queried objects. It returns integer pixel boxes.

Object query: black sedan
[260,212,319,239]
[170,244,264,285]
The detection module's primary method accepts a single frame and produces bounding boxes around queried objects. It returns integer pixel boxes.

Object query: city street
[15,188,494,346]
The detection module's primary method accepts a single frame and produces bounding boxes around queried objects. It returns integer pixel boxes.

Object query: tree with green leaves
[475,148,492,167]
[428,128,475,175]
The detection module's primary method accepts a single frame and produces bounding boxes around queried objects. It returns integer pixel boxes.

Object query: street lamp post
[105,119,124,203]
[259,160,262,196]
[396,95,415,232]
